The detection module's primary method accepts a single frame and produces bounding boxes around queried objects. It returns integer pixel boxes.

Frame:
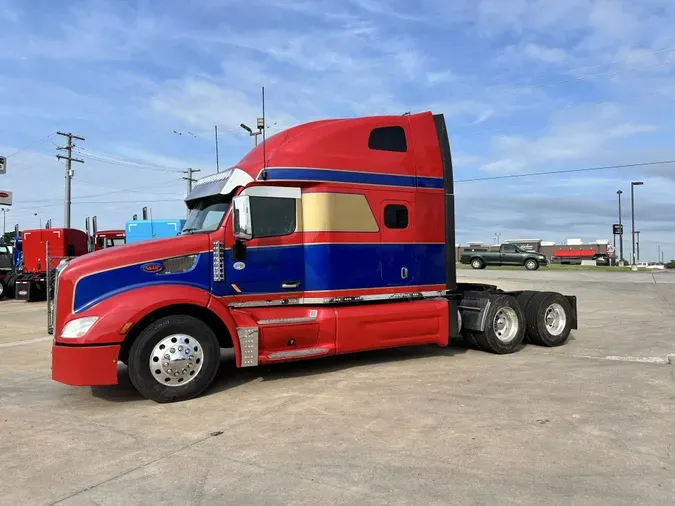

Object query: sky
[1,0,674,261]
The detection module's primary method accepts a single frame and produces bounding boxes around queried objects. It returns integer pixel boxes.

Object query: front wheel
[128,315,221,403]
[525,259,539,271]
[0,280,6,300]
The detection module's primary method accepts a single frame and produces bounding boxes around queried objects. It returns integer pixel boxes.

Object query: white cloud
[481,103,657,173]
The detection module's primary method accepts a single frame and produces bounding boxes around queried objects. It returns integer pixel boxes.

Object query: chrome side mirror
[232,195,253,241]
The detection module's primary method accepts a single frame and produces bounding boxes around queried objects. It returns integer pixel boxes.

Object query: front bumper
[52,344,120,386]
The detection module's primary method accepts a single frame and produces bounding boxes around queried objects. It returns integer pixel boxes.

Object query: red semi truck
[50,111,578,403]
[13,226,125,301]
[14,228,89,301]
[94,230,125,250]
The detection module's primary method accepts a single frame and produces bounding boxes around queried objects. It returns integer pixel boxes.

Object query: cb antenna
[261,86,267,174]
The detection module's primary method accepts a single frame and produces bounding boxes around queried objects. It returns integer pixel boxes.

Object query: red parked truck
[50,111,578,403]
[14,228,89,301]
[94,230,125,250]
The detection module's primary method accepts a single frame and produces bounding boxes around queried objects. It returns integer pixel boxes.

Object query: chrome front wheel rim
[149,334,204,387]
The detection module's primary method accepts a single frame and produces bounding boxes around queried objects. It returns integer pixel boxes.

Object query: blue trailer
[124,219,186,244]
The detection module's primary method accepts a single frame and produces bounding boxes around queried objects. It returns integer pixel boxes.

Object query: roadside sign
[613,223,623,235]
[0,156,6,174]
[0,190,12,206]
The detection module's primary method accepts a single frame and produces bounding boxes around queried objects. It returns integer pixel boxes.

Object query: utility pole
[630,181,644,267]
[56,131,85,228]
[617,190,624,266]
[183,168,201,218]
[0,208,8,236]
[214,125,220,173]
[658,245,661,264]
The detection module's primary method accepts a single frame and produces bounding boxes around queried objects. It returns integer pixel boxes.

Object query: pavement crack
[46,431,222,505]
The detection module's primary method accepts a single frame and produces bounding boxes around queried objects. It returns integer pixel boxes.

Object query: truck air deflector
[185,168,254,203]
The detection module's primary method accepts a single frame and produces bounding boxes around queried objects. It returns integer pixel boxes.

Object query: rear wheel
[525,259,539,271]
[471,258,484,269]
[525,292,572,347]
[0,280,6,300]
[473,294,525,354]
[128,315,221,403]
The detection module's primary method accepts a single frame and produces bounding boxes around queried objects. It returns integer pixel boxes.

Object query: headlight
[60,317,99,338]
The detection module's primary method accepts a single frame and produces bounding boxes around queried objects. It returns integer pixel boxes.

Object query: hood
[64,233,211,280]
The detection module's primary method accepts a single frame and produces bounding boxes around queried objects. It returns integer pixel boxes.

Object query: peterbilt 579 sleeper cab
[50,111,578,403]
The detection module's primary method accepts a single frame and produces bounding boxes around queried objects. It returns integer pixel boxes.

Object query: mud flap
[457,292,492,333]
[565,295,578,330]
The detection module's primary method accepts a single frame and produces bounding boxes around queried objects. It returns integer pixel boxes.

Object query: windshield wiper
[181,227,199,234]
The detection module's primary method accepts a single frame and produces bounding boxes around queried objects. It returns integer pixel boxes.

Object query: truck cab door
[224,187,304,301]
[380,199,414,287]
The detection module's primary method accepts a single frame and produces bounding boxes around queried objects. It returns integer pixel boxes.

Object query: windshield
[183,195,232,233]
[107,238,125,247]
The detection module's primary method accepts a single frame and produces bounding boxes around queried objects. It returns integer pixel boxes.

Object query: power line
[74,146,185,172]
[4,133,56,158]
[9,198,183,215]
[15,177,183,206]
[454,159,675,183]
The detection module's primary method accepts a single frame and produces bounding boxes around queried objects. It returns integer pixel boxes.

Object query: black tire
[525,292,572,347]
[462,330,484,350]
[471,258,484,270]
[6,274,16,297]
[473,294,525,354]
[128,315,221,403]
[0,280,6,300]
[515,291,538,343]
[524,259,539,271]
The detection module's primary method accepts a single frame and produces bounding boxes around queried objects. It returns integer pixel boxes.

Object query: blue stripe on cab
[260,168,443,189]
[74,253,211,313]
[304,243,445,291]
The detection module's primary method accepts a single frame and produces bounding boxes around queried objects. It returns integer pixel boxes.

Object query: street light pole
[617,190,623,266]
[630,181,643,267]
[636,230,640,263]
[0,208,8,236]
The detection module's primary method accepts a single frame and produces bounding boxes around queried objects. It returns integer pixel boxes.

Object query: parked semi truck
[12,222,126,301]
[460,244,549,270]
[95,230,125,250]
[0,242,12,299]
[50,111,578,403]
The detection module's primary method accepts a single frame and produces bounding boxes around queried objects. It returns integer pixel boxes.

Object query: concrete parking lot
[1,271,674,505]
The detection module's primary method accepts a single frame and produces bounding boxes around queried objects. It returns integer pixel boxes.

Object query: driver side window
[250,196,296,238]
[502,245,517,253]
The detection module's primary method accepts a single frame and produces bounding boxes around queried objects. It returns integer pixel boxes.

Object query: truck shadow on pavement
[90,342,469,403]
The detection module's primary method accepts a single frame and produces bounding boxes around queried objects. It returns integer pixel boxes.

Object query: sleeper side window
[368,126,407,153]
[384,204,409,229]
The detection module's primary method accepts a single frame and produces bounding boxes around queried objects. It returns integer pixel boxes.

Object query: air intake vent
[161,254,197,274]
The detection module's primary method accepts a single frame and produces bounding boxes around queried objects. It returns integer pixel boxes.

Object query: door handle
[282,281,300,289]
